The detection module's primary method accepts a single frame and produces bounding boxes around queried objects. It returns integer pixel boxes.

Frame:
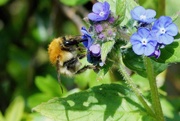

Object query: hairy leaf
[33,84,155,121]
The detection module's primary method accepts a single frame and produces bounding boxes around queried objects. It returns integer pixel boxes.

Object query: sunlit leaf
[156,40,180,63]
[0,0,9,6]
[0,111,5,121]
[59,0,89,6]
[33,84,155,121]
[35,75,63,96]
[101,40,115,63]
[5,96,24,121]
[120,0,138,26]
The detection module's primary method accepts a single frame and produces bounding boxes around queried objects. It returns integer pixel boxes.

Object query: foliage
[0,0,180,121]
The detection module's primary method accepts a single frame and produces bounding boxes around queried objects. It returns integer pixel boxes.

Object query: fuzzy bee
[48,36,94,91]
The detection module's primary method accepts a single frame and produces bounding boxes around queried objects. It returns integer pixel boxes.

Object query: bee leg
[76,65,96,74]
[78,54,86,59]
[56,56,63,93]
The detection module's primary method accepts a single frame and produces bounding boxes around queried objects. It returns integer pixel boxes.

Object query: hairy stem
[144,56,165,121]
[118,56,155,117]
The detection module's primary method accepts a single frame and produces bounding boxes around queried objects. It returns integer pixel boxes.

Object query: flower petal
[88,13,103,21]
[145,9,156,19]
[103,1,110,12]
[158,16,172,28]
[144,44,155,56]
[89,44,101,56]
[92,2,103,13]
[130,33,142,45]
[166,23,178,36]
[132,43,144,55]
[131,6,145,20]
[158,34,174,45]
[138,28,150,38]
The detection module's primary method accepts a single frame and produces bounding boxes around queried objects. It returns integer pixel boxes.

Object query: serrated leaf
[122,48,168,77]
[33,84,155,121]
[59,0,89,6]
[156,40,180,63]
[101,40,115,63]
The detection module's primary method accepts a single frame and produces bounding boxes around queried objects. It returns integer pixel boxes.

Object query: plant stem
[143,56,165,121]
[118,56,155,117]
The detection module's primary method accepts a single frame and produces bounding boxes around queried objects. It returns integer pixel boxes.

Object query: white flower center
[140,15,146,20]
[99,11,105,17]
[141,38,147,45]
[160,28,166,34]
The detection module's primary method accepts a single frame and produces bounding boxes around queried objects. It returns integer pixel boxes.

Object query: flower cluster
[130,6,178,58]
[81,1,116,66]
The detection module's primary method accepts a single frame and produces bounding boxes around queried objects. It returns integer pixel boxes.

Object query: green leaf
[101,40,115,63]
[0,0,9,6]
[33,84,155,121]
[35,75,63,96]
[5,96,24,121]
[99,0,126,23]
[156,40,180,63]
[120,0,138,26]
[28,93,53,108]
[122,48,168,77]
[59,0,89,6]
[0,111,5,121]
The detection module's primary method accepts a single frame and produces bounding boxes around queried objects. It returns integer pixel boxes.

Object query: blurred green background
[0,0,180,121]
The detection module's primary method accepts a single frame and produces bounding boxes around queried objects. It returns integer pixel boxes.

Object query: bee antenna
[56,56,63,93]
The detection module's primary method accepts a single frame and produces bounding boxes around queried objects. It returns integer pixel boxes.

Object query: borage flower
[88,1,110,22]
[87,44,101,65]
[130,28,157,56]
[81,27,94,48]
[152,16,178,45]
[131,6,156,24]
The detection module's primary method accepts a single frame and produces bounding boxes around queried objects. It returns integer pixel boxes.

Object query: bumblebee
[48,36,94,90]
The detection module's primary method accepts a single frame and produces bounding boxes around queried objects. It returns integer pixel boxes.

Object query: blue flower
[130,28,157,56]
[88,1,110,22]
[87,44,101,65]
[131,6,156,23]
[89,44,101,57]
[152,16,178,45]
[81,27,94,48]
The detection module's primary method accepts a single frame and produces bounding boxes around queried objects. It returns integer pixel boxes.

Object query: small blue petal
[145,9,156,19]
[144,44,156,56]
[138,28,150,38]
[88,1,110,22]
[92,2,103,13]
[152,16,178,45]
[103,1,110,12]
[166,23,178,36]
[131,6,156,23]
[132,43,144,55]
[131,6,145,20]
[81,27,94,48]
[130,33,142,45]
[158,16,172,27]
[158,34,174,45]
